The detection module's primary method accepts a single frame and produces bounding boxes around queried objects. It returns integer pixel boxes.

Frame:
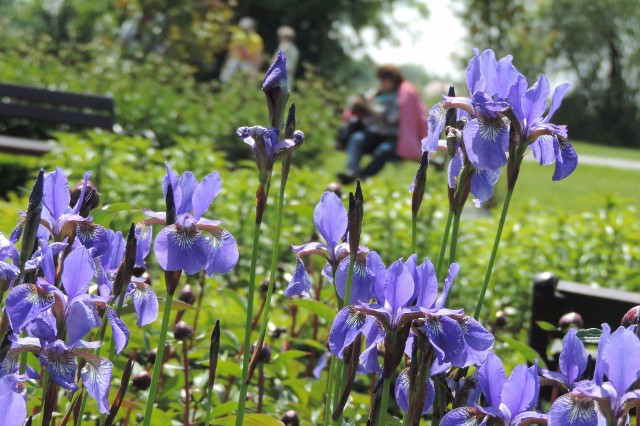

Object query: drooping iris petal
[423,315,463,365]
[462,118,509,170]
[450,315,495,367]
[26,311,57,342]
[441,407,488,426]
[395,368,435,415]
[479,352,506,408]
[204,227,239,275]
[329,307,372,358]
[106,307,129,354]
[66,300,101,346]
[552,138,578,181]
[602,326,640,398]
[5,284,55,332]
[61,246,95,302]
[314,192,348,254]
[79,353,113,414]
[359,323,384,374]
[192,172,222,220]
[284,257,312,297]
[40,341,79,392]
[131,281,159,326]
[501,363,539,416]
[530,135,556,166]
[335,252,377,304]
[423,103,447,152]
[548,393,597,426]
[0,375,27,426]
[154,225,210,274]
[559,329,587,388]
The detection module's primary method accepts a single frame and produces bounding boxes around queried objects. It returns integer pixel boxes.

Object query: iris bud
[326,182,343,198]
[173,321,193,341]
[70,180,100,217]
[622,306,640,327]
[179,284,196,305]
[494,310,507,327]
[558,312,583,330]
[132,371,152,391]
[282,410,299,426]
[250,342,272,364]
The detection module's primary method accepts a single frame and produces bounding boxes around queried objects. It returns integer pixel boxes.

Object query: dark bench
[0,82,115,155]
[528,272,640,370]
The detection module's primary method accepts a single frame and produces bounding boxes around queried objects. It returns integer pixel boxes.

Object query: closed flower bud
[282,410,299,426]
[132,371,152,391]
[494,310,507,327]
[558,312,583,330]
[69,180,100,217]
[622,306,640,327]
[173,321,193,341]
[250,342,272,364]
[179,284,196,305]
[132,266,146,278]
[326,182,343,198]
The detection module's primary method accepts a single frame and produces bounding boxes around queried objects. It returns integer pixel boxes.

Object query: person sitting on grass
[338,65,427,184]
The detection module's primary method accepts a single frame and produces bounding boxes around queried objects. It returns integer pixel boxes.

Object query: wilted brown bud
[326,182,343,198]
[622,306,640,327]
[132,371,152,391]
[250,342,272,364]
[69,180,100,216]
[173,321,193,341]
[282,410,299,426]
[558,312,583,330]
[179,284,196,305]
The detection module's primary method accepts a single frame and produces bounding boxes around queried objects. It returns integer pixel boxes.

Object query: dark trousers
[346,131,396,177]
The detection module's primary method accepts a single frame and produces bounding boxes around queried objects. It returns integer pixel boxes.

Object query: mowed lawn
[322,140,640,213]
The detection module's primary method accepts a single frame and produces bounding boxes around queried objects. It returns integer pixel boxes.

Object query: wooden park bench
[0,82,116,155]
[528,272,640,370]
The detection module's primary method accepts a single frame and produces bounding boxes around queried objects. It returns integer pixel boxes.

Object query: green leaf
[500,336,547,369]
[215,360,242,378]
[210,414,284,425]
[536,321,558,332]
[102,202,136,211]
[576,328,603,345]
[271,350,309,365]
[290,299,334,323]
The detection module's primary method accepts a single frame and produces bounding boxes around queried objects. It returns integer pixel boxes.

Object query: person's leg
[360,139,396,178]
[345,130,366,173]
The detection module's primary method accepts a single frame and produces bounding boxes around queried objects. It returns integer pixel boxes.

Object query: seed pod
[173,321,193,341]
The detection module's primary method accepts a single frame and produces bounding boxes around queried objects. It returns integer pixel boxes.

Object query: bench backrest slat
[0,83,114,111]
[0,101,114,129]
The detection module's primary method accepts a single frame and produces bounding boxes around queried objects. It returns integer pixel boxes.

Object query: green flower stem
[448,213,462,265]
[324,355,338,426]
[235,219,264,426]
[435,211,453,278]
[377,376,392,426]
[473,189,513,320]
[253,166,290,376]
[142,290,175,426]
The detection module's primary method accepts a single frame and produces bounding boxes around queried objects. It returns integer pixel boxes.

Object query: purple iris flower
[508,73,576,180]
[541,328,588,392]
[95,230,157,327]
[551,325,640,425]
[4,338,113,413]
[395,368,435,416]
[424,49,519,170]
[442,353,546,425]
[40,167,93,238]
[236,126,304,183]
[0,374,27,426]
[5,246,130,353]
[448,146,501,207]
[144,163,239,276]
[286,191,374,299]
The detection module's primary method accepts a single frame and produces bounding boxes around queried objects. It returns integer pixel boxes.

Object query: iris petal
[131,281,159,326]
[462,118,509,170]
[284,257,312,297]
[154,224,210,274]
[204,226,239,275]
[79,353,113,414]
[6,283,55,332]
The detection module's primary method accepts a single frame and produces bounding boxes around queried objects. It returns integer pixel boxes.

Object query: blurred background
[0,0,638,333]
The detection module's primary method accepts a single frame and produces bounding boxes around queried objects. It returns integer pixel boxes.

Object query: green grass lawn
[571,140,640,161]
[323,147,640,214]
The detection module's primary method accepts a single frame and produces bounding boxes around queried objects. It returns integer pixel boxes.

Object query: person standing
[273,26,300,87]
[220,17,264,83]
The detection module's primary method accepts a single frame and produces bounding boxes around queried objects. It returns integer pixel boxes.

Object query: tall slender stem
[377,376,392,426]
[235,220,263,426]
[142,291,175,426]
[182,342,191,426]
[448,213,462,264]
[324,355,338,426]
[473,189,513,319]
[253,168,289,371]
[435,211,453,278]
